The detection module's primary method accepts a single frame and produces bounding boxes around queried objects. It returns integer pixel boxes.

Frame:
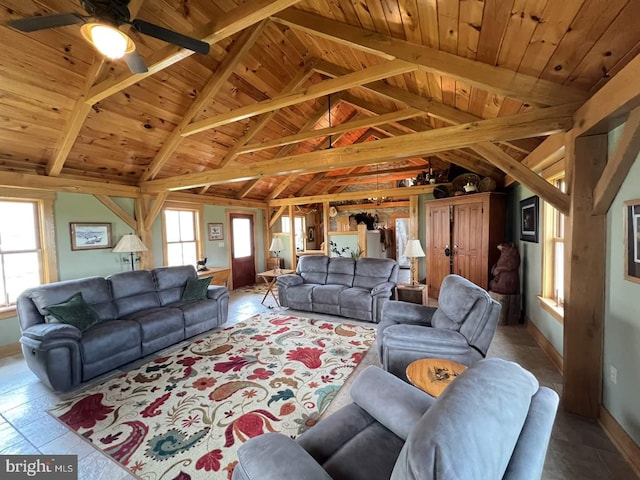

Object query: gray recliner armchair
[378,274,501,381]
[232,358,559,480]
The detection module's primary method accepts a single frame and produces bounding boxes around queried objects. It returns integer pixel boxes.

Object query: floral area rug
[235,283,269,294]
[48,312,375,480]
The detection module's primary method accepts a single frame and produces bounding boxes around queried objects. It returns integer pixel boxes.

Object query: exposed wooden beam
[236,179,261,199]
[593,107,640,215]
[267,176,296,200]
[238,108,426,154]
[273,9,587,106]
[144,192,168,231]
[216,61,317,170]
[141,22,267,181]
[317,60,536,158]
[505,133,566,186]
[87,0,303,104]
[572,53,640,137]
[471,142,570,215]
[334,201,409,211]
[143,104,576,192]
[94,195,136,230]
[269,184,440,207]
[269,205,287,228]
[46,59,105,177]
[182,60,417,136]
[167,192,266,209]
[0,171,139,197]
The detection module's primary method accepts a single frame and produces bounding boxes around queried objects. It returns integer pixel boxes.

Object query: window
[163,204,203,267]
[0,190,56,313]
[282,215,305,251]
[540,177,565,319]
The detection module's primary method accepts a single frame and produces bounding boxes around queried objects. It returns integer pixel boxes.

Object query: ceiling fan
[7,0,210,74]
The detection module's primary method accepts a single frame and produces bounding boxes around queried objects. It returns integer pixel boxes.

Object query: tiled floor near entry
[0,282,637,479]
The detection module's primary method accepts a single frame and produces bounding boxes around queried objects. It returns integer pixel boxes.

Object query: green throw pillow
[182,276,212,302]
[45,292,100,331]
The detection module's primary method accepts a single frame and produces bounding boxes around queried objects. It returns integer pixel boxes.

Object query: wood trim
[144,192,168,231]
[537,296,564,324]
[599,406,640,478]
[0,308,17,320]
[273,9,587,106]
[525,316,563,373]
[0,342,21,359]
[0,171,139,197]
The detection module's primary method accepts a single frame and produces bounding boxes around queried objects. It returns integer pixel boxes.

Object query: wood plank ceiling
[0,0,638,204]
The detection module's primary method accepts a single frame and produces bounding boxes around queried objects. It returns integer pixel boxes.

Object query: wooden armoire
[426,192,506,298]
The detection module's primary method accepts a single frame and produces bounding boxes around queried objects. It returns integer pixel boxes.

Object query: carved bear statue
[489,243,520,294]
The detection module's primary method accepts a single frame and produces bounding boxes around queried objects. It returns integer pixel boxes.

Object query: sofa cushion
[45,292,100,331]
[154,265,197,305]
[326,257,355,286]
[174,300,218,328]
[182,276,212,302]
[390,358,539,480]
[286,284,317,306]
[30,277,116,322]
[312,284,348,305]
[339,287,373,321]
[353,258,397,290]
[298,255,329,285]
[80,320,141,365]
[109,270,160,317]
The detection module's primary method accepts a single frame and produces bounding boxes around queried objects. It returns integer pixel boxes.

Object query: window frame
[282,214,306,252]
[161,202,204,268]
[538,174,566,323]
[0,188,57,318]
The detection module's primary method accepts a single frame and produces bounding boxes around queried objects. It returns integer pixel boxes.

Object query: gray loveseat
[16,265,229,392]
[277,255,398,323]
[233,358,559,480]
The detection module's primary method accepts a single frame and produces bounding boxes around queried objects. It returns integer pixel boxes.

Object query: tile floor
[0,281,637,479]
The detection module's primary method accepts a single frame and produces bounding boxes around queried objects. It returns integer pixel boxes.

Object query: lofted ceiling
[1,0,639,206]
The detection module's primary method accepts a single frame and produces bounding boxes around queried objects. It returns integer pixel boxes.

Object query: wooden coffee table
[257,268,295,307]
[406,358,468,397]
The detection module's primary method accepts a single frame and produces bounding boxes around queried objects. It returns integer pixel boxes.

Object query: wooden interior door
[452,202,484,288]
[230,213,256,289]
[427,204,452,298]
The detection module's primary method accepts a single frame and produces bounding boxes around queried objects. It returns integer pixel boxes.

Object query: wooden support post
[563,134,607,418]
[288,205,296,270]
[135,196,154,270]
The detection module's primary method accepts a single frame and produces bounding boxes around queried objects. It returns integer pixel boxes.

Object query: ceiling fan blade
[124,51,148,74]
[8,12,85,32]
[132,19,209,55]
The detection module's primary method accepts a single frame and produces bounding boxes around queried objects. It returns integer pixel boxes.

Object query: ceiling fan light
[81,23,134,59]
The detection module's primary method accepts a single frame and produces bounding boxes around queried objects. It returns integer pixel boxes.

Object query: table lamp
[269,236,284,273]
[403,239,425,285]
[113,233,148,271]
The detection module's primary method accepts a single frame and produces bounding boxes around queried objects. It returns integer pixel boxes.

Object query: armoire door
[452,202,484,288]
[428,204,452,298]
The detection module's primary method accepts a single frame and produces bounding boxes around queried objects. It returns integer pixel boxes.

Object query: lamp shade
[113,234,148,253]
[403,239,425,258]
[269,236,284,252]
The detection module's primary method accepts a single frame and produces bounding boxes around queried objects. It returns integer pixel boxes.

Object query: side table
[405,358,467,397]
[396,283,428,305]
[257,269,295,307]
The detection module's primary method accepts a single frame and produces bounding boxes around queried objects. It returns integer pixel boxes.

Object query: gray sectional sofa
[276,255,398,323]
[16,265,229,392]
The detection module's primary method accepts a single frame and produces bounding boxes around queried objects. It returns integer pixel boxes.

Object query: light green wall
[1,193,265,347]
[509,185,564,356]
[603,124,640,444]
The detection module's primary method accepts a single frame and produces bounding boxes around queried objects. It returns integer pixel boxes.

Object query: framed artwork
[625,199,640,283]
[208,223,224,241]
[307,226,315,242]
[70,222,112,250]
[520,196,539,243]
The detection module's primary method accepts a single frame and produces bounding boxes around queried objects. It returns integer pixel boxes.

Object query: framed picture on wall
[70,222,112,250]
[625,199,640,283]
[520,196,539,243]
[208,223,224,241]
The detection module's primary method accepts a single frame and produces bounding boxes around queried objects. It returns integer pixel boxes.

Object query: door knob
[444,246,451,257]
